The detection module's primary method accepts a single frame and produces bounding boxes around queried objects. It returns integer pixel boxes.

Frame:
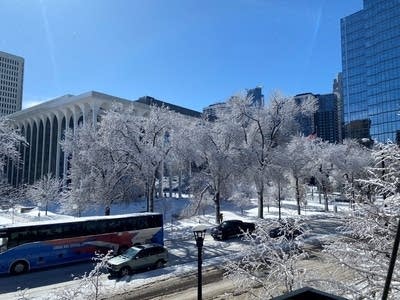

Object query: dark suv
[107,243,168,277]
[211,220,255,240]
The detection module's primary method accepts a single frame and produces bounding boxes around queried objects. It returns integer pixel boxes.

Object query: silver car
[107,243,168,277]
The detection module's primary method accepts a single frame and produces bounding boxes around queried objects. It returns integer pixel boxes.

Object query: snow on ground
[0,191,351,299]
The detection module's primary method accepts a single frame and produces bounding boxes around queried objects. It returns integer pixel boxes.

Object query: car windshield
[121,247,140,258]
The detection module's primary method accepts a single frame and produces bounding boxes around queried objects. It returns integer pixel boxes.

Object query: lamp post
[193,224,207,300]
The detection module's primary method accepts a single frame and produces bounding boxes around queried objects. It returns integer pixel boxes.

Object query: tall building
[246,86,264,107]
[341,0,400,142]
[294,92,341,143]
[333,72,344,142]
[314,93,341,143]
[294,93,316,137]
[0,51,24,117]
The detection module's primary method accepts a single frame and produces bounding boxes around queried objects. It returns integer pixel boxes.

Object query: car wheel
[10,261,29,275]
[155,260,164,269]
[118,266,131,277]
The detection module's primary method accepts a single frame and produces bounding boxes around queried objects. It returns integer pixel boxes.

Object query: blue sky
[0,0,362,112]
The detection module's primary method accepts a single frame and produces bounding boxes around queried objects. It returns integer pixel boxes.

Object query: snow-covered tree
[284,136,314,215]
[51,251,113,300]
[307,139,339,212]
[62,121,132,215]
[0,117,25,179]
[189,111,243,223]
[229,91,317,218]
[225,219,309,298]
[333,139,372,205]
[26,174,61,215]
[63,103,182,214]
[324,143,400,299]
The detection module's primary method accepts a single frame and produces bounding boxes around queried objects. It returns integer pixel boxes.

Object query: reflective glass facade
[341,0,400,142]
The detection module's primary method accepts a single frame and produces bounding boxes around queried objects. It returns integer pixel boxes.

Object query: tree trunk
[149,180,155,212]
[158,160,164,198]
[323,185,329,212]
[278,181,281,221]
[169,173,173,198]
[215,191,221,224]
[178,169,182,198]
[318,186,322,204]
[257,182,264,219]
[295,176,301,215]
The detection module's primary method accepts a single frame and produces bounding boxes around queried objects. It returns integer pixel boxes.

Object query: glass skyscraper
[341,0,400,143]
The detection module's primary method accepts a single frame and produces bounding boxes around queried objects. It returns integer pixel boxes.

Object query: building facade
[294,92,341,143]
[0,51,24,117]
[341,0,400,142]
[314,93,341,143]
[6,91,200,186]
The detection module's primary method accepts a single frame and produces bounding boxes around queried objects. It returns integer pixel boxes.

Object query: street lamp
[193,224,207,300]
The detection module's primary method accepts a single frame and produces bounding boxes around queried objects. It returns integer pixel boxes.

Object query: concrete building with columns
[5,91,201,186]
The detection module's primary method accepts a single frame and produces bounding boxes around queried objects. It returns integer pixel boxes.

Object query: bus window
[0,237,7,252]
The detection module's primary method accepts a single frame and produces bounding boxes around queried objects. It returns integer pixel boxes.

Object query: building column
[47,113,54,176]
[55,112,62,178]
[27,119,34,184]
[33,118,40,181]
[62,109,72,179]
[40,115,47,178]
[20,121,28,184]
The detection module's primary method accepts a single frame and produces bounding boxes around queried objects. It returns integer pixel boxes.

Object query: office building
[0,51,24,117]
[294,92,341,143]
[341,0,400,142]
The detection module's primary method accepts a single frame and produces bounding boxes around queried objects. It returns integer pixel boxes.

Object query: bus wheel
[11,261,28,275]
[119,266,131,277]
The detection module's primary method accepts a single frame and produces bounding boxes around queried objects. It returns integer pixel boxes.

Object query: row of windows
[366,11,400,29]
[0,74,18,82]
[0,91,17,98]
[365,0,400,16]
[0,56,21,65]
[367,47,400,65]
[368,36,400,54]
[0,68,19,77]
[0,79,18,87]
[369,103,400,115]
[0,62,20,71]
[366,57,400,74]
[370,112,400,124]
[345,111,369,122]
[0,85,18,93]
[0,97,18,102]
[367,90,400,102]
[0,108,15,115]
[342,54,366,69]
[366,71,400,85]
[4,215,163,248]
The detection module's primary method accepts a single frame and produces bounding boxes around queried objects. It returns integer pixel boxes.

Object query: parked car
[107,243,168,277]
[211,220,255,240]
[269,219,304,240]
